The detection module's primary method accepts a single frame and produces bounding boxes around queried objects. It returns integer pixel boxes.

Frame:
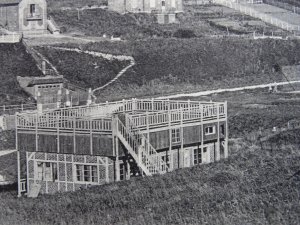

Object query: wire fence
[264,0,300,15]
[0,103,37,116]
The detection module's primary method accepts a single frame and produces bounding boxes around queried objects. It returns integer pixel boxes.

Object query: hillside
[1,89,300,224]
[63,38,300,101]
[35,47,130,89]
[0,43,43,105]
[0,136,299,225]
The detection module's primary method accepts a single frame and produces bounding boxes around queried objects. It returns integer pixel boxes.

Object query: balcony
[26,13,42,21]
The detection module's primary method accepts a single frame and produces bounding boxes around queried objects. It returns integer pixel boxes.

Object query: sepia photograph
[0,0,300,224]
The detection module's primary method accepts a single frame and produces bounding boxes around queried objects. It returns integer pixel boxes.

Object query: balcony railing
[26,14,42,21]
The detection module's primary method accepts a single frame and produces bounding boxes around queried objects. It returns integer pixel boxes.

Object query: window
[171,0,176,7]
[171,128,181,143]
[220,124,225,135]
[36,162,58,181]
[150,0,155,7]
[193,148,202,165]
[75,165,97,183]
[205,126,216,135]
[162,1,165,6]
[30,4,36,15]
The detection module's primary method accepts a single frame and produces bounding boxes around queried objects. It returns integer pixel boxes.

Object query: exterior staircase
[47,16,60,35]
[116,117,168,176]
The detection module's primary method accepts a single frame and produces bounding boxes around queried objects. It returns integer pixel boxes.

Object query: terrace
[16,99,227,134]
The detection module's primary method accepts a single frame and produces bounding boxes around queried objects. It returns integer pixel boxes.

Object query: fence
[215,0,300,33]
[0,33,22,43]
[0,103,37,116]
[264,0,300,15]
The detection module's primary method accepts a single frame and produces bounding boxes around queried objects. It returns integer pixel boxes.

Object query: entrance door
[161,0,166,12]
[183,150,190,168]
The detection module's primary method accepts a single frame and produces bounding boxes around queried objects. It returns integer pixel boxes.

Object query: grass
[0,43,42,106]
[52,38,300,101]
[34,47,130,89]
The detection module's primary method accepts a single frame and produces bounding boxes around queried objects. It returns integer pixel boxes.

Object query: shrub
[173,28,196,38]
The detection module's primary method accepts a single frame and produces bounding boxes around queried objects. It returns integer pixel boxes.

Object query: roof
[0,0,21,5]
[27,76,65,87]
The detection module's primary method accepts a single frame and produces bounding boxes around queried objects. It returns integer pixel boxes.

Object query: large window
[171,128,181,143]
[75,165,97,183]
[205,126,216,135]
[36,162,58,181]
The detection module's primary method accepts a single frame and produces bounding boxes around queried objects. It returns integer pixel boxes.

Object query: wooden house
[16,98,228,197]
[108,0,183,24]
[0,0,47,34]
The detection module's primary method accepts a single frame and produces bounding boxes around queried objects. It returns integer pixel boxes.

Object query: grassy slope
[1,89,300,224]
[0,140,299,225]
[0,43,43,105]
[35,47,130,89]
[74,38,300,101]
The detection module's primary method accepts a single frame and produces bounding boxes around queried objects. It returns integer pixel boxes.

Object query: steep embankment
[0,43,43,105]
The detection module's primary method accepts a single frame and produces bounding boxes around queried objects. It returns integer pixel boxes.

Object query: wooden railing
[0,103,37,115]
[16,112,112,132]
[117,117,168,175]
[129,103,226,130]
[16,99,226,132]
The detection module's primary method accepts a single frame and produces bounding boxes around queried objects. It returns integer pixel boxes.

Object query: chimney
[42,61,46,75]
[66,89,71,107]
[87,88,92,105]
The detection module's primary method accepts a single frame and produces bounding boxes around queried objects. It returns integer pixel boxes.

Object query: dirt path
[156,80,300,99]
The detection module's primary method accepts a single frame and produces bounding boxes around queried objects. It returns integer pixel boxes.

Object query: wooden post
[224,101,229,158]
[168,107,173,171]
[17,124,21,197]
[215,103,220,161]
[57,112,60,153]
[90,119,93,155]
[73,117,76,154]
[180,108,184,168]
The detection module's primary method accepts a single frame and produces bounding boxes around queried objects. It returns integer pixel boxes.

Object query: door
[184,150,190,168]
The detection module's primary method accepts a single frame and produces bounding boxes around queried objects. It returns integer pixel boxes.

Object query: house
[0,0,47,34]
[108,0,183,24]
[16,98,228,197]
[17,75,89,111]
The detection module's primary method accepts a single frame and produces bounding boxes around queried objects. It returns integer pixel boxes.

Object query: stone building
[0,0,47,34]
[108,0,183,23]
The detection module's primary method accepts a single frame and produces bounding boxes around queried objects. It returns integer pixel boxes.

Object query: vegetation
[57,38,300,101]
[0,43,42,106]
[1,89,300,224]
[35,47,130,89]
[0,131,15,151]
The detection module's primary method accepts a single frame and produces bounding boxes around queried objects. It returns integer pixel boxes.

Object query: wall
[18,132,114,156]
[0,5,19,31]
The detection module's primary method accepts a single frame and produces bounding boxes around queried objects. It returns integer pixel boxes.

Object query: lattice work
[210,148,215,162]
[28,160,35,179]
[86,155,97,163]
[66,163,73,182]
[99,165,106,181]
[108,164,114,182]
[35,153,45,160]
[74,155,84,163]
[59,182,66,192]
[47,153,57,161]
[59,163,65,181]
[67,183,74,192]
[40,181,47,194]
[59,155,65,162]
[66,155,72,162]
[48,182,58,194]
[173,152,179,169]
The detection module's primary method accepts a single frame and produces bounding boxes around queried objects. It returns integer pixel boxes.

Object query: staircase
[116,117,168,176]
[47,16,60,35]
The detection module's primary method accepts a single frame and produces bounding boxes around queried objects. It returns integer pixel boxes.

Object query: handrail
[117,117,167,174]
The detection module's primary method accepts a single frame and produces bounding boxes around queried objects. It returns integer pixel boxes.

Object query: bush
[173,29,196,38]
